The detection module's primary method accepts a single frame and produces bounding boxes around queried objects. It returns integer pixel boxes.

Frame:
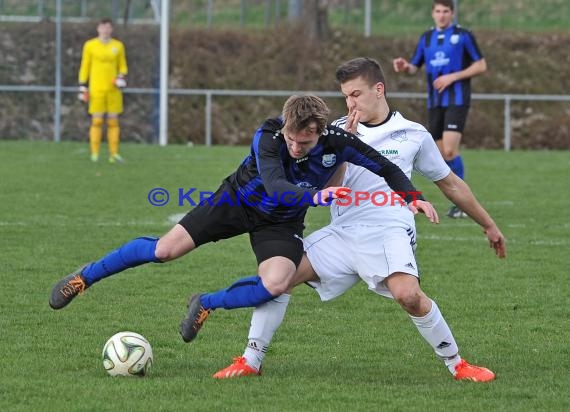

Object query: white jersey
[330,111,450,227]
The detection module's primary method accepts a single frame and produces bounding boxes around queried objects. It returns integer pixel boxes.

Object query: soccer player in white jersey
[213,57,506,381]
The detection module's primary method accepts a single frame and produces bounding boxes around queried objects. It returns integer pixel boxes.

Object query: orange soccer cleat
[213,357,261,379]
[454,359,495,382]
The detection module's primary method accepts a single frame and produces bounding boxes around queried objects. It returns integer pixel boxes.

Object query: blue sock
[446,155,465,180]
[82,236,161,286]
[200,275,276,310]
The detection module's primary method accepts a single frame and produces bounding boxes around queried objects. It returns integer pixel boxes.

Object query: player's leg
[214,254,319,378]
[88,92,106,161]
[385,273,494,381]
[440,130,463,174]
[107,115,123,163]
[385,273,459,362]
[50,180,239,310]
[213,226,358,378]
[241,227,358,371]
[49,224,194,310]
[440,105,469,173]
[89,115,104,162]
[181,220,305,343]
[441,106,470,217]
[107,90,123,163]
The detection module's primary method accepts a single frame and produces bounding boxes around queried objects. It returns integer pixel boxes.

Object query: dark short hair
[335,57,386,89]
[99,17,113,25]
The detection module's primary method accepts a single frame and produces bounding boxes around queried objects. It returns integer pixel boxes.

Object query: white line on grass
[420,234,568,246]
[167,213,187,224]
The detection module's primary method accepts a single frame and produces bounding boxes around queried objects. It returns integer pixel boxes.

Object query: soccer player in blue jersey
[49,95,437,316]
[393,0,487,218]
[210,57,505,382]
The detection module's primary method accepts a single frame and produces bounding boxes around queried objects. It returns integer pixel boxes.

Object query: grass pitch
[0,141,568,411]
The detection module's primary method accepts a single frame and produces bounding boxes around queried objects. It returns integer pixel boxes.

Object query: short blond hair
[282,95,330,135]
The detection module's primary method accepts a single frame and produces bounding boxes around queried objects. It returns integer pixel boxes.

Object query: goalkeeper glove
[114,74,127,88]
[78,84,89,103]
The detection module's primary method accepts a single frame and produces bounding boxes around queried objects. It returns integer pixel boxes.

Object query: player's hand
[77,84,88,102]
[313,186,350,205]
[433,73,456,93]
[483,226,507,258]
[393,57,408,73]
[344,106,360,135]
[408,199,439,224]
[114,75,127,88]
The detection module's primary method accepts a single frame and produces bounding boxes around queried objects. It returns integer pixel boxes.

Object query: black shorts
[428,106,469,140]
[178,177,305,266]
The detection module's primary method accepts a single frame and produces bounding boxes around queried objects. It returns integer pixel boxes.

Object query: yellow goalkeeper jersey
[78,37,128,93]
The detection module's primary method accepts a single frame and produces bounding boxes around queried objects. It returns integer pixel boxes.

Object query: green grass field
[0,141,568,411]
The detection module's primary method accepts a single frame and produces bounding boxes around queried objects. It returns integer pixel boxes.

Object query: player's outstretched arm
[434,172,506,258]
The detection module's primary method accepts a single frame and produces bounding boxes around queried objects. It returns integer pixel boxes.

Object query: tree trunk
[304,0,330,41]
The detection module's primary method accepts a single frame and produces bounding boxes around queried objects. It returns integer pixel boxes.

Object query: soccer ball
[102,331,153,377]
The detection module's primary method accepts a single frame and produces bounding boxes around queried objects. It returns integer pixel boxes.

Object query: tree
[289,0,330,42]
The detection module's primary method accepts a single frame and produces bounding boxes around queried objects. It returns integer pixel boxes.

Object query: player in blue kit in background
[50,95,437,320]
[393,0,487,218]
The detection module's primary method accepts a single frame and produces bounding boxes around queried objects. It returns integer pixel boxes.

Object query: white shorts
[304,224,418,301]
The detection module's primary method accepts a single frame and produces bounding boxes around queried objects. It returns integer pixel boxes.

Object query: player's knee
[262,281,288,296]
[107,118,119,128]
[154,238,189,262]
[154,243,177,262]
[260,276,290,296]
[91,117,104,127]
[393,289,423,313]
[442,149,457,161]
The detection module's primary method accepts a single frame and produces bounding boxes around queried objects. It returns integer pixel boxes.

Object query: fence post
[53,0,62,142]
[205,92,212,146]
[364,0,371,37]
[504,96,511,151]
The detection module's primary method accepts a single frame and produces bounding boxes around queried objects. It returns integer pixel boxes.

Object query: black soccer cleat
[447,205,468,219]
[179,294,211,343]
[49,266,89,309]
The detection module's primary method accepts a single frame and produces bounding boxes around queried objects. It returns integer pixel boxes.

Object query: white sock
[409,299,461,374]
[243,294,291,371]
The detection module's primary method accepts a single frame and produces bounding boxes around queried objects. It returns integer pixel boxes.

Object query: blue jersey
[410,25,483,108]
[230,118,422,222]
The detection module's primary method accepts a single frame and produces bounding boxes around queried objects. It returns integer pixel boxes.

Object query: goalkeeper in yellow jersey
[78,18,128,163]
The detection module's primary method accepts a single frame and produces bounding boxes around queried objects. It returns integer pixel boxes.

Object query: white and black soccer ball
[102,331,153,377]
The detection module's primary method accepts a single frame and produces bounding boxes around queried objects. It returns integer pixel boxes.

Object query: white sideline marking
[529,239,567,246]
[485,200,515,206]
[433,200,514,208]
[167,213,187,224]
[420,234,567,246]
[420,234,484,243]
[94,220,160,226]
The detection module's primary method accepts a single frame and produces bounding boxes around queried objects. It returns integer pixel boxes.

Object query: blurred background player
[78,18,128,163]
[393,0,486,218]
